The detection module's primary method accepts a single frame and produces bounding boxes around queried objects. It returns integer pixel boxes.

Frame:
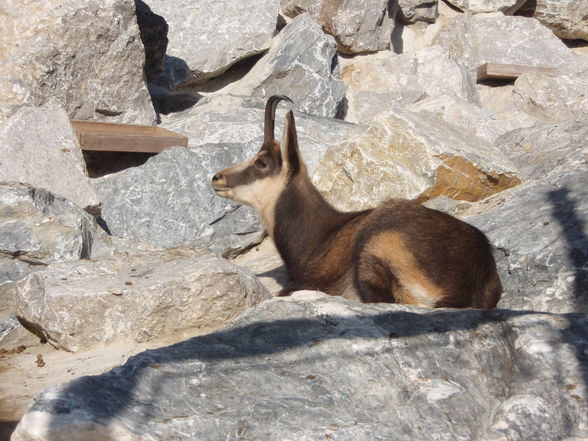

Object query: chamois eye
[255,158,267,169]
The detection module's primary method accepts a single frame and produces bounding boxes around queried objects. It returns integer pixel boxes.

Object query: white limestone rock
[0,107,100,213]
[518,0,588,41]
[313,107,521,211]
[10,248,270,352]
[408,93,537,143]
[435,14,588,76]
[340,46,479,123]
[144,0,280,82]
[511,72,588,122]
[0,0,155,125]
[0,183,96,286]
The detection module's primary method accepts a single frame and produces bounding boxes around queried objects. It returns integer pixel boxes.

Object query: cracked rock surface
[11,292,588,441]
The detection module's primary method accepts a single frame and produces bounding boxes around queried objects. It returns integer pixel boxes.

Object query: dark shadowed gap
[391,21,404,54]
[0,421,18,441]
[134,0,169,83]
[514,0,536,17]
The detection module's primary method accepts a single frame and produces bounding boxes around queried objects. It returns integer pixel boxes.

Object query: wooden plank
[71,120,188,153]
[476,63,556,82]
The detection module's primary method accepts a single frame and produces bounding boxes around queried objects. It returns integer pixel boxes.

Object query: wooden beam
[476,63,556,82]
[71,120,188,153]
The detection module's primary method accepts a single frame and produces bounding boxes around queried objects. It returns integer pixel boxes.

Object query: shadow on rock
[548,187,588,398]
[37,305,588,437]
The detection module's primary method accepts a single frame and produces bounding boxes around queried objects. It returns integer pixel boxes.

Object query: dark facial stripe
[224,152,280,188]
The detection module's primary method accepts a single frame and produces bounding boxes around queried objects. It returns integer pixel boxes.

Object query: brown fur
[212,96,502,309]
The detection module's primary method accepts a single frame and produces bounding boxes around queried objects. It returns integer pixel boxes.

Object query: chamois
[212,96,502,308]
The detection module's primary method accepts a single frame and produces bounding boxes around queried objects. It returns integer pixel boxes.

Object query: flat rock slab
[144,0,279,82]
[12,293,588,440]
[228,14,346,118]
[313,107,520,211]
[0,0,155,125]
[10,248,270,352]
[0,107,100,212]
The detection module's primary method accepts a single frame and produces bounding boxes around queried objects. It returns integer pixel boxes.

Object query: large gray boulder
[464,121,588,313]
[0,106,100,212]
[0,0,155,125]
[281,0,397,54]
[313,107,521,211]
[469,169,588,314]
[340,46,478,123]
[0,183,95,335]
[518,0,588,41]
[95,145,263,257]
[494,120,588,181]
[10,248,270,352]
[144,0,280,82]
[12,293,588,440]
[435,14,588,76]
[228,14,346,117]
[0,182,120,349]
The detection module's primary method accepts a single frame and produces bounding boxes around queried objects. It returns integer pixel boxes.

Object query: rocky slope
[1,0,587,440]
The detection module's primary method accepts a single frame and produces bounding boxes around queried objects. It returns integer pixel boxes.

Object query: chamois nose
[212,173,221,182]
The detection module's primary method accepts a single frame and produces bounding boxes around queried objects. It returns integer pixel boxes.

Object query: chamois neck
[272,173,363,271]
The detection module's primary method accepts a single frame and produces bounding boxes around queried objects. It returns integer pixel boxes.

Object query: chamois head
[211,96,304,214]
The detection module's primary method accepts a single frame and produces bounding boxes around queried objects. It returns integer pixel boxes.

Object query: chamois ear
[280,110,301,176]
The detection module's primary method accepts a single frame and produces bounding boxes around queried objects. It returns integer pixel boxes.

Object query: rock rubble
[2,1,588,439]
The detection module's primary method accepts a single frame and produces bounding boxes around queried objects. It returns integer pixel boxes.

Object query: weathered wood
[71,121,188,153]
[476,63,556,82]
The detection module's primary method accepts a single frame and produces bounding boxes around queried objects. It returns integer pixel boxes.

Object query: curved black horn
[264,95,293,145]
